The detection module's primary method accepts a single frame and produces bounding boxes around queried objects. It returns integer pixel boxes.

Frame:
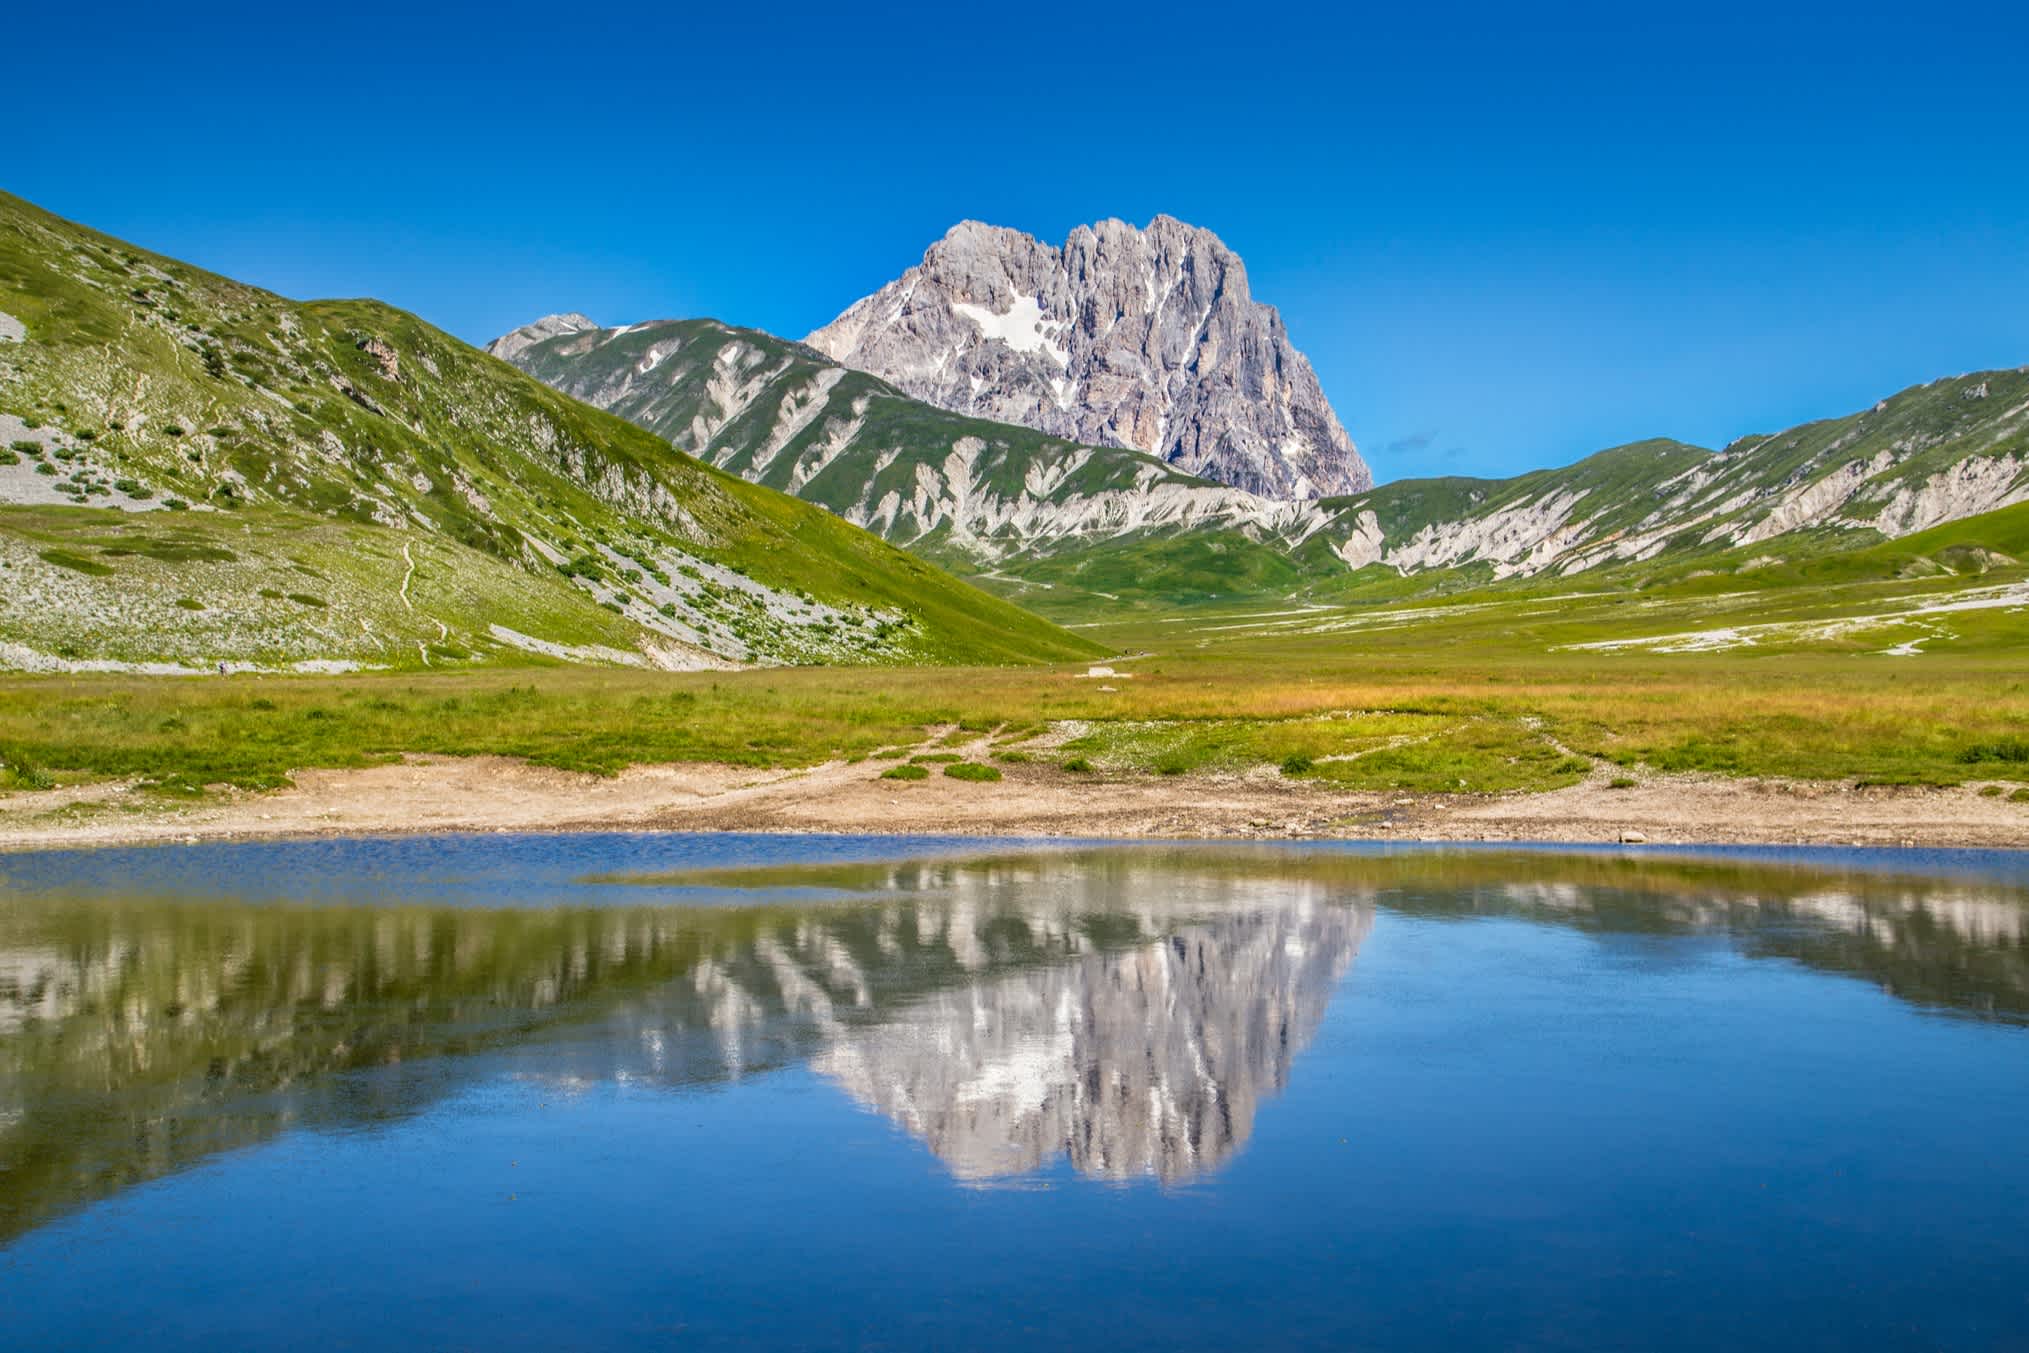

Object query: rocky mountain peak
[486,312,599,363]
[806,217,1368,499]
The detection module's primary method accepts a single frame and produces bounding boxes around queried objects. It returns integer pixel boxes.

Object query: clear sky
[12,1,2028,485]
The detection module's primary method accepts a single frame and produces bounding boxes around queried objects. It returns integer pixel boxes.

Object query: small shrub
[910,752,961,765]
[33,462,57,477]
[1280,753,1314,776]
[1609,776,1638,789]
[1062,757,1093,774]
[993,749,1031,764]
[38,549,114,576]
[2012,788,2029,804]
[880,764,929,781]
[1979,784,2005,797]
[7,440,39,454]
[944,762,1002,783]
[0,746,55,791]
[174,597,205,611]
[0,449,18,467]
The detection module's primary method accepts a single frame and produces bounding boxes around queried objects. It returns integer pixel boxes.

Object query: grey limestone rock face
[485,311,599,363]
[806,217,1369,499]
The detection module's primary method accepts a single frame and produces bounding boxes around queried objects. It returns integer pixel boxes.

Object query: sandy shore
[1,741,2023,853]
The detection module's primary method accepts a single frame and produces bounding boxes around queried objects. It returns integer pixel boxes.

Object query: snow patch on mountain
[951,296,1069,365]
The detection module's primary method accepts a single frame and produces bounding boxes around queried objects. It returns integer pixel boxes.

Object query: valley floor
[2,748,2022,853]
[6,550,2029,855]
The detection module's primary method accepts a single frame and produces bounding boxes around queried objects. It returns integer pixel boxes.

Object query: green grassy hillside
[0,191,1096,670]
[1307,375,2029,590]
[498,315,1315,604]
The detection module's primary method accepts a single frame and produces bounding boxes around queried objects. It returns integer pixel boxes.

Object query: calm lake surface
[3,834,2028,1350]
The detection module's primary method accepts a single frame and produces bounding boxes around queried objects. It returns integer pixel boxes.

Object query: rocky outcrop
[805,217,1369,500]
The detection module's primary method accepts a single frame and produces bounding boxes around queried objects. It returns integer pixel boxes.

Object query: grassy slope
[0,191,1094,668]
[1718,369,2029,519]
[507,317,1312,607]
[1325,438,1714,543]
[510,317,1210,516]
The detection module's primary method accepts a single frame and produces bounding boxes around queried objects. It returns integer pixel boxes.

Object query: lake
[3,834,2027,1350]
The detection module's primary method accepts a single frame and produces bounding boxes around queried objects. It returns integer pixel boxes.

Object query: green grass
[942,762,1001,782]
[880,763,929,781]
[3,549,2027,798]
[1959,738,2029,765]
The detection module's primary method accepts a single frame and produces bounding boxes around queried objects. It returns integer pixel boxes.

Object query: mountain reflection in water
[3,841,2027,1243]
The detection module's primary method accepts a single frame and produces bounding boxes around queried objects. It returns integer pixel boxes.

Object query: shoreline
[1,752,2023,854]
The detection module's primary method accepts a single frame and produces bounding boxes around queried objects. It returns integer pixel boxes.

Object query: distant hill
[1316,372,2029,585]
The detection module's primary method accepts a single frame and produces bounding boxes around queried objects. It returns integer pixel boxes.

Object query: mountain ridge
[498,306,2029,610]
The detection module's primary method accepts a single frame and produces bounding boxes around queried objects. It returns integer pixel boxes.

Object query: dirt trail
[1,740,2024,852]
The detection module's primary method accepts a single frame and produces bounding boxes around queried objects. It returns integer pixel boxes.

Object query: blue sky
[11,1,2028,485]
